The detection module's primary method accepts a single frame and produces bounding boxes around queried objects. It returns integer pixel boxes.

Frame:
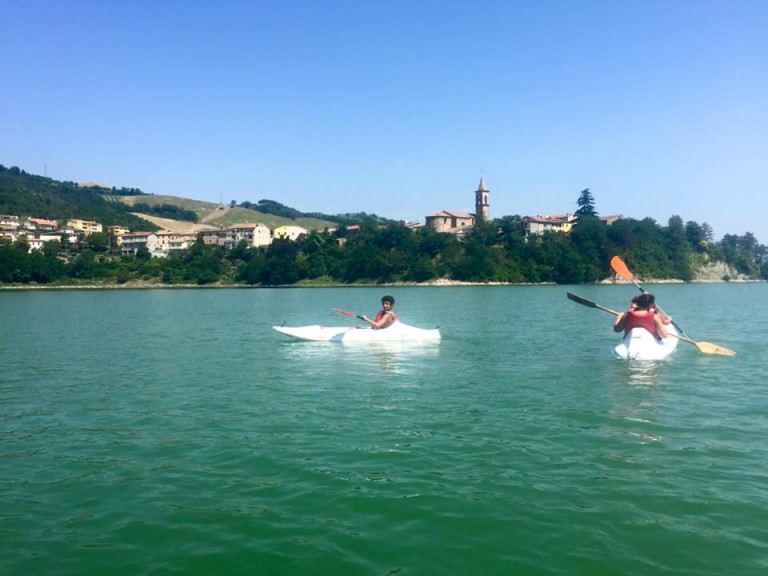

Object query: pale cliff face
[694,261,748,282]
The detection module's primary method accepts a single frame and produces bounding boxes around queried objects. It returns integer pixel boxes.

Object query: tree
[575,188,597,217]
[85,232,111,252]
[685,221,710,253]
[664,216,693,281]
[570,216,611,281]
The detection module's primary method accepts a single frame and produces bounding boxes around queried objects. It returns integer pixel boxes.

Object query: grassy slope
[111,195,337,231]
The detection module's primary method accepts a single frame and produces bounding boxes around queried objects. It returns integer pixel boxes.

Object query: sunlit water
[2,284,767,575]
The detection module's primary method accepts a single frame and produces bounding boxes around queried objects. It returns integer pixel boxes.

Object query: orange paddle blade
[610,256,634,281]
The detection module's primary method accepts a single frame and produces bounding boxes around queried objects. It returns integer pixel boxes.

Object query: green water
[2,285,767,575]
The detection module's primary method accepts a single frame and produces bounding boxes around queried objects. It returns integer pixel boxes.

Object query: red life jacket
[624,309,657,336]
[375,310,397,323]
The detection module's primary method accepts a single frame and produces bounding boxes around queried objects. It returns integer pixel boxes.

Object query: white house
[524,213,623,236]
[523,214,578,236]
[26,233,63,252]
[121,232,160,255]
[167,235,197,256]
[226,223,273,248]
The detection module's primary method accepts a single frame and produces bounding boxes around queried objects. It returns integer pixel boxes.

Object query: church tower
[475,177,490,223]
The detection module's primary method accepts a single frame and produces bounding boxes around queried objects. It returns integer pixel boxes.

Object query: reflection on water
[345,340,441,375]
[605,360,669,444]
[275,338,441,376]
[625,361,663,386]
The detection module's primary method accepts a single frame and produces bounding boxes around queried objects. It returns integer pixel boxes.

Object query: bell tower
[475,177,490,223]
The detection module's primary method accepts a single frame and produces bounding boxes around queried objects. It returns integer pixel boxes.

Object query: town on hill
[1,163,765,286]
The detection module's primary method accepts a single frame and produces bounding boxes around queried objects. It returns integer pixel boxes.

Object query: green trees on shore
[2,163,765,286]
[1,215,765,286]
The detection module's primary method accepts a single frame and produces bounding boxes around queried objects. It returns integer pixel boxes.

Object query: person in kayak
[631,293,674,325]
[361,295,397,329]
[614,292,670,339]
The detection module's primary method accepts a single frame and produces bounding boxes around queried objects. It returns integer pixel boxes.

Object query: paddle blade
[669,334,736,356]
[332,307,356,317]
[566,292,620,315]
[695,341,736,356]
[610,255,634,281]
[567,292,598,309]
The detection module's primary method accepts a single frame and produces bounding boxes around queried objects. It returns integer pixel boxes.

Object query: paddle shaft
[332,307,364,320]
[610,256,687,336]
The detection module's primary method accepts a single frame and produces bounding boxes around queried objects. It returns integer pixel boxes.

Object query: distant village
[1,178,621,257]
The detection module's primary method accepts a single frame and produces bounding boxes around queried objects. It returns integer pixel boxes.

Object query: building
[156,230,184,253]
[108,226,131,245]
[25,233,64,252]
[66,219,103,235]
[198,223,273,248]
[425,210,475,234]
[524,213,623,236]
[0,215,20,229]
[24,217,58,231]
[475,177,490,222]
[600,215,623,226]
[226,223,272,248]
[199,229,227,247]
[108,225,131,237]
[523,214,578,236]
[167,235,197,257]
[0,226,18,243]
[273,225,308,241]
[425,177,489,237]
[121,232,160,255]
[0,215,20,243]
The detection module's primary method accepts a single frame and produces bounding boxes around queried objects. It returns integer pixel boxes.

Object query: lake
[2,284,766,575]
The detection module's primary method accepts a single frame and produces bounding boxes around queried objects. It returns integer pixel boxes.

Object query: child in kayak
[614,292,669,339]
[631,294,674,325]
[361,295,398,330]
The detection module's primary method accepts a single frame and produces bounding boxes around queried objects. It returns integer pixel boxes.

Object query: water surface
[2,284,766,575]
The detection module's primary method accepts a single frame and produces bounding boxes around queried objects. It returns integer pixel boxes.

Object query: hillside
[114,194,338,231]
[0,164,338,232]
[0,165,157,230]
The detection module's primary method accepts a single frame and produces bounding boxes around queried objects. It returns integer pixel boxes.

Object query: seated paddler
[361,295,397,330]
[614,292,669,339]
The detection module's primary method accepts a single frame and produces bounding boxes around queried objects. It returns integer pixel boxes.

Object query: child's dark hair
[636,293,655,309]
[381,295,395,306]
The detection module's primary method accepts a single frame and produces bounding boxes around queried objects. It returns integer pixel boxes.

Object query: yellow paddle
[566,292,736,356]
[668,333,736,356]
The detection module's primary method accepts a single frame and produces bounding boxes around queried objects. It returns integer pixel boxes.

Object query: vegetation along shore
[1,164,765,287]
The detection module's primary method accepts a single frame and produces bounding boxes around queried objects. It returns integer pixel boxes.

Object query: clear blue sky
[2,0,766,242]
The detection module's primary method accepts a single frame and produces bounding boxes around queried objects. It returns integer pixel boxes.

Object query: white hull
[612,325,678,361]
[273,320,441,343]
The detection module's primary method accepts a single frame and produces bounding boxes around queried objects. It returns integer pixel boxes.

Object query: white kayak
[612,324,679,361]
[273,320,441,343]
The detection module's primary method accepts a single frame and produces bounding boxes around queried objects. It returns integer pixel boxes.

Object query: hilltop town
[1,164,763,285]
[1,175,621,258]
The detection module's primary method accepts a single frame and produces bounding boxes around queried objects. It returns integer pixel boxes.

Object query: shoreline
[0,277,763,290]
